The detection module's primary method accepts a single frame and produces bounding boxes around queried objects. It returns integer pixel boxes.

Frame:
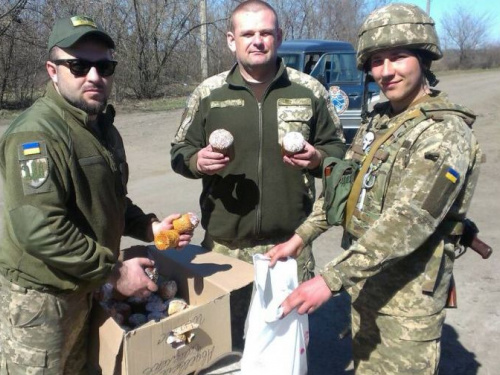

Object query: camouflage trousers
[351,306,441,375]
[203,234,315,351]
[0,274,92,375]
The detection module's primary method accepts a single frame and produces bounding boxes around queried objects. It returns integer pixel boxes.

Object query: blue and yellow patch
[22,142,41,156]
[422,164,461,218]
[445,167,459,184]
[18,141,52,194]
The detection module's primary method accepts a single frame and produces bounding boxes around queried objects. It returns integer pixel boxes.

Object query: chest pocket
[78,155,125,196]
[277,98,313,144]
[78,155,107,167]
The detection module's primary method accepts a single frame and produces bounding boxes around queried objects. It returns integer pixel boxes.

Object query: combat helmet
[356,3,442,71]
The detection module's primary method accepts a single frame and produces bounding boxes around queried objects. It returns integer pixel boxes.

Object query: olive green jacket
[0,83,157,293]
[171,59,346,243]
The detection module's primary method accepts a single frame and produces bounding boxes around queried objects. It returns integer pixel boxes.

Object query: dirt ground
[0,70,499,374]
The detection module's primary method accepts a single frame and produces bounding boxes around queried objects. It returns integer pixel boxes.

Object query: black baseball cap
[48,15,115,51]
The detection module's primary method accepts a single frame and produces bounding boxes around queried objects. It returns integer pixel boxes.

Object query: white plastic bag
[240,254,309,375]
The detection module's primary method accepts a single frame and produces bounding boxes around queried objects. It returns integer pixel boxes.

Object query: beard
[57,81,110,116]
[66,96,107,116]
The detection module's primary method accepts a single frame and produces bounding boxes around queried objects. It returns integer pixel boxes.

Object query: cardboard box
[89,245,254,375]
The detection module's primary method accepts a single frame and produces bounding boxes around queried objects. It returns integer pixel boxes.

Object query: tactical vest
[344,96,480,241]
[341,96,480,297]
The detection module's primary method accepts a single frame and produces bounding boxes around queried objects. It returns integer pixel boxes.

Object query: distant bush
[437,43,500,71]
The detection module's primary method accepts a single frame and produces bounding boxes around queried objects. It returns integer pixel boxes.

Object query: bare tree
[272,0,388,45]
[114,0,210,98]
[441,5,493,68]
[0,0,27,36]
[0,0,46,109]
[6,0,495,110]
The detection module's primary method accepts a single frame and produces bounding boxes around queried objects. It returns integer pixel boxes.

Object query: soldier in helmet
[266,3,482,373]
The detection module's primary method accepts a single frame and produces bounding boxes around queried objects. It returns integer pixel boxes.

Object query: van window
[280,53,301,70]
[303,54,321,74]
[311,53,361,84]
[281,52,322,73]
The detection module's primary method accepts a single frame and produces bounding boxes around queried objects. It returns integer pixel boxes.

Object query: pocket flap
[4,339,48,367]
[277,98,313,122]
[79,155,106,166]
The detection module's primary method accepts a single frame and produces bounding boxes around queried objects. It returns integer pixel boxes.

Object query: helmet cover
[356,3,442,70]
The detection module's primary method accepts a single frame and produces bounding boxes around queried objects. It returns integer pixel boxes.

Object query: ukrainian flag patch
[445,167,459,184]
[422,164,462,218]
[22,142,41,156]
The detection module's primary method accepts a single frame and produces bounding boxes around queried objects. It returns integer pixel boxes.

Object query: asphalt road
[0,69,499,374]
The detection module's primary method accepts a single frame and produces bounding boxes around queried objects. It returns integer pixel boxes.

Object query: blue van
[278,39,379,144]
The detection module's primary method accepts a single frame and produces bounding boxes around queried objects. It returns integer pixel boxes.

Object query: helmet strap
[416,52,440,87]
[361,72,373,121]
[424,69,439,87]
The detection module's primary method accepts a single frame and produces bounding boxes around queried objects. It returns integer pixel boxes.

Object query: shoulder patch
[17,141,52,194]
[445,167,459,183]
[422,165,460,218]
[21,141,42,156]
[20,158,49,188]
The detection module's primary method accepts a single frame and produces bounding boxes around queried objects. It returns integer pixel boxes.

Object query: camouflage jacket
[171,59,346,243]
[0,83,157,293]
[297,91,481,337]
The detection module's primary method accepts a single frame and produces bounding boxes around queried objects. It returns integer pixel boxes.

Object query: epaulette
[420,107,476,127]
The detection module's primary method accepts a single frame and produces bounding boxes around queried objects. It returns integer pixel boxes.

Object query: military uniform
[0,82,157,373]
[171,58,346,349]
[171,58,346,280]
[287,4,484,373]
[298,92,481,373]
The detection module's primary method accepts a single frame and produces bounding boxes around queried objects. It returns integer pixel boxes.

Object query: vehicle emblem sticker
[329,86,349,115]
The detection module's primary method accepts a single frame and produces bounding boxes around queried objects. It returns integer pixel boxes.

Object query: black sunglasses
[52,59,118,77]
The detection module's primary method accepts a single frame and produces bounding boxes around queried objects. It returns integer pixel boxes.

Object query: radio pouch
[321,156,359,226]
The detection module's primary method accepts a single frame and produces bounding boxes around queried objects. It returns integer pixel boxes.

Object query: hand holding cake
[153,213,199,250]
[282,131,322,170]
[195,129,234,175]
[209,129,234,156]
[282,131,306,156]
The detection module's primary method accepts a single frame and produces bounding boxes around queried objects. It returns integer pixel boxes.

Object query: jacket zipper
[256,102,263,236]
[242,73,278,239]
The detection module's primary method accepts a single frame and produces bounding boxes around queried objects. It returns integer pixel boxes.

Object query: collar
[225,57,288,89]
[45,81,115,128]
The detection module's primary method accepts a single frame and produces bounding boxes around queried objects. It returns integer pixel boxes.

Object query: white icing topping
[282,132,305,153]
[209,129,234,149]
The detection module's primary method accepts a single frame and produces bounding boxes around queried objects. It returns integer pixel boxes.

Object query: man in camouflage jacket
[267,4,481,374]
